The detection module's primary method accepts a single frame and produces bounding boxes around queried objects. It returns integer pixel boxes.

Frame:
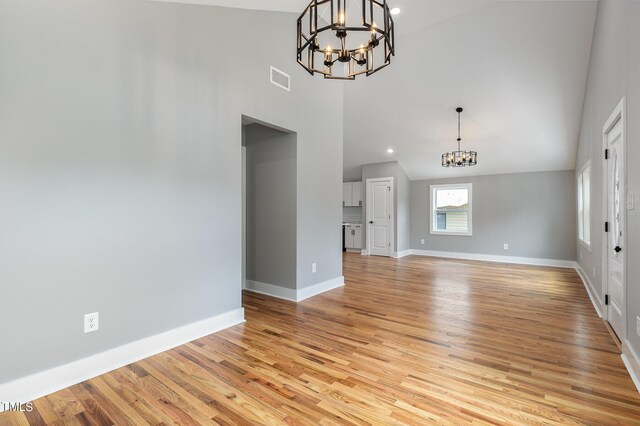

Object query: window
[578,163,591,247]
[430,183,472,236]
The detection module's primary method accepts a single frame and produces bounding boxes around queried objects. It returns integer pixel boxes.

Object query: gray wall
[361,161,411,253]
[0,1,343,383]
[397,165,411,253]
[575,0,640,351]
[244,124,297,290]
[411,171,576,260]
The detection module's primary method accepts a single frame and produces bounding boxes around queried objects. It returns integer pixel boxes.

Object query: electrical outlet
[592,267,596,278]
[503,243,509,250]
[420,239,425,245]
[84,312,99,333]
[636,316,640,338]
[312,263,317,273]
[579,251,582,261]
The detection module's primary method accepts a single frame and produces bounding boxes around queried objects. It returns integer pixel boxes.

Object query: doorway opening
[241,116,297,297]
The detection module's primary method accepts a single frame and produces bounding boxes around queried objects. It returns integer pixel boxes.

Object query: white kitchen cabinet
[344,224,354,248]
[344,224,363,250]
[343,183,353,207]
[353,224,363,249]
[343,181,363,207]
[352,182,363,206]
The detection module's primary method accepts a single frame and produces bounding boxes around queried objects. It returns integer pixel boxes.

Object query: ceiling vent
[270,66,291,92]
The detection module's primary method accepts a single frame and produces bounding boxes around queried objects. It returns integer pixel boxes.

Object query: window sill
[430,231,473,237]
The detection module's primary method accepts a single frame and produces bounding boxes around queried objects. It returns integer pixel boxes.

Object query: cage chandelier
[297,0,395,80]
[442,107,478,167]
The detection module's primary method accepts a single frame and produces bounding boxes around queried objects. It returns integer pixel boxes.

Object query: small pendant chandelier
[442,107,478,167]
[296,0,395,80]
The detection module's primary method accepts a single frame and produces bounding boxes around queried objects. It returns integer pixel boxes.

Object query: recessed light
[390,7,401,15]
[386,148,395,154]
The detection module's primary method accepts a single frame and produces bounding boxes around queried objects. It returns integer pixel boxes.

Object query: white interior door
[605,110,625,340]
[367,179,393,257]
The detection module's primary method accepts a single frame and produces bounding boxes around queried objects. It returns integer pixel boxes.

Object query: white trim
[0,308,245,405]
[429,230,473,237]
[622,340,640,394]
[577,161,592,251]
[601,96,626,340]
[578,159,592,175]
[578,238,592,252]
[360,249,368,256]
[245,280,298,301]
[429,183,473,237]
[297,277,345,301]
[365,177,395,257]
[409,249,576,268]
[575,265,603,318]
[392,250,412,259]
[245,277,344,302]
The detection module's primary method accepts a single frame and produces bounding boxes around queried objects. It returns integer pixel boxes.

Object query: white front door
[367,178,393,257]
[604,106,625,340]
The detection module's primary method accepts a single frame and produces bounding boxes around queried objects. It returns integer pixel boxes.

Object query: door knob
[615,246,622,253]
[369,221,374,224]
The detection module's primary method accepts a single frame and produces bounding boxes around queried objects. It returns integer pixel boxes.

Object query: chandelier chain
[457,110,462,151]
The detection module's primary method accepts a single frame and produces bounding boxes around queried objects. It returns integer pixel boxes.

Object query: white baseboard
[392,249,412,259]
[297,276,345,301]
[360,249,368,256]
[245,276,345,302]
[409,249,577,268]
[575,266,603,318]
[622,341,640,393]
[0,308,245,406]
[245,280,298,302]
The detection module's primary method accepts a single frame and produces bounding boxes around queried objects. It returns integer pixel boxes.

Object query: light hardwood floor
[3,254,640,425]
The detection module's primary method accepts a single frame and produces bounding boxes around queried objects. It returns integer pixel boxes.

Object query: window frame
[577,161,591,250]
[429,183,473,237]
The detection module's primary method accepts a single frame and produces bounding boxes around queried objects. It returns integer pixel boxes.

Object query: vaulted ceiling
[151,0,304,13]
[343,1,597,180]
[155,0,598,181]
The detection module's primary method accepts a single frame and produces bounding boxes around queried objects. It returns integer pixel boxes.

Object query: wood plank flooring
[2,253,640,425]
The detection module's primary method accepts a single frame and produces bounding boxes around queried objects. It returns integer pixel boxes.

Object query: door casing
[365,177,394,257]
[601,97,626,341]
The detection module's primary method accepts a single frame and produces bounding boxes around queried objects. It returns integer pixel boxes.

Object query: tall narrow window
[430,183,472,236]
[578,163,591,247]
